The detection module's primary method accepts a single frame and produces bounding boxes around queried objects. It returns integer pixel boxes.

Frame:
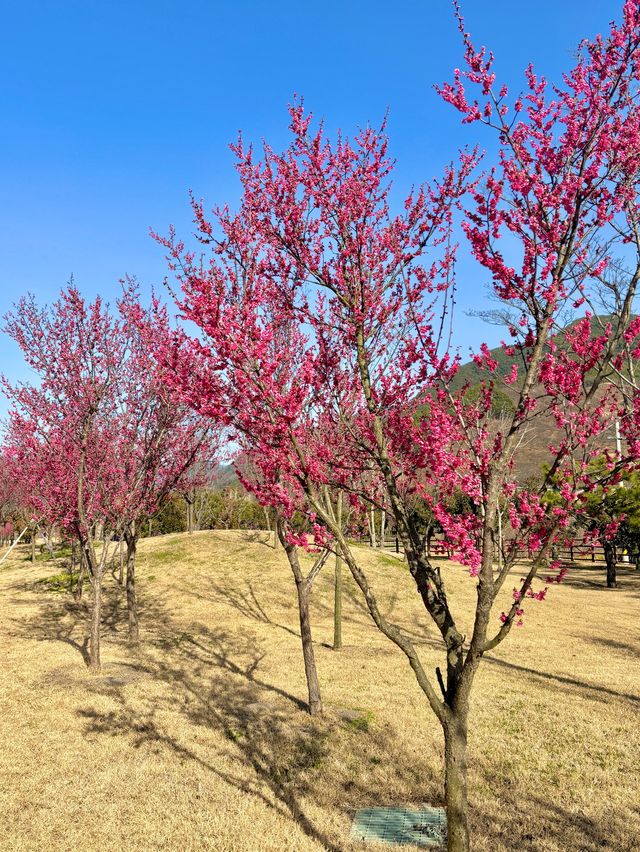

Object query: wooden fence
[365,535,634,566]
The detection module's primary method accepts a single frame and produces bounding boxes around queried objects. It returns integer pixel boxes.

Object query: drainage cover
[350,807,446,847]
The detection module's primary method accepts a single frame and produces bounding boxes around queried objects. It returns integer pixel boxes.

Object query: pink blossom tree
[3,288,129,668]
[154,5,640,848]
[109,286,217,642]
[3,285,216,664]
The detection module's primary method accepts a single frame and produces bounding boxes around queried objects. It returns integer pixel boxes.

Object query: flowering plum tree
[3,285,215,664]
[111,286,217,642]
[3,288,128,668]
[154,4,640,848]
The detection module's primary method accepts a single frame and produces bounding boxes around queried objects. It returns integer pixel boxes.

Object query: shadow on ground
[9,557,640,852]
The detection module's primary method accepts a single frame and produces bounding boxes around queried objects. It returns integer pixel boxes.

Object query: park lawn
[0,530,638,852]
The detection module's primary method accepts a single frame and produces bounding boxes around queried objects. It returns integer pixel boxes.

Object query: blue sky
[0,0,624,406]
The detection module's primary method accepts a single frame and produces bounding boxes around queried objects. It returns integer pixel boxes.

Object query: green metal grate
[350,807,447,848]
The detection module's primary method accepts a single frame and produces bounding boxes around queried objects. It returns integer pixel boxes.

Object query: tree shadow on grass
[483,655,640,707]
[584,634,640,658]
[202,579,301,638]
[8,560,638,850]
[470,771,639,852]
[73,620,640,851]
[9,574,166,669]
[76,623,442,851]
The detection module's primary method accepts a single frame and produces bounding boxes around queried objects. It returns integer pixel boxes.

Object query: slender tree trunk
[75,548,87,601]
[443,711,470,852]
[295,576,323,715]
[69,540,77,593]
[31,526,36,564]
[89,567,103,670]
[604,540,617,588]
[118,538,124,585]
[281,535,322,715]
[125,529,139,643]
[368,506,376,548]
[334,493,343,650]
[379,510,386,549]
[273,512,281,552]
[186,499,194,534]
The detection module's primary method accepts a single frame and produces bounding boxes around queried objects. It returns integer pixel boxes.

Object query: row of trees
[3,4,640,850]
[142,5,640,850]
[1,286,217,666]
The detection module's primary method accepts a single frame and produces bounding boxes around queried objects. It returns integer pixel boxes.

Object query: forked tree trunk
[124,529,139,643]
[443,712,470,852]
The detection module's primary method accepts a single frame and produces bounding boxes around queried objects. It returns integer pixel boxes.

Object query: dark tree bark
[79,536,104,671]
[124,524,139,643]
[604,540,617,587]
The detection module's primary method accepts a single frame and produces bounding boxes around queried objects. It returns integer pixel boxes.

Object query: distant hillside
[451,315,628,482]
[211,463,241,491]
[455,314,632,389]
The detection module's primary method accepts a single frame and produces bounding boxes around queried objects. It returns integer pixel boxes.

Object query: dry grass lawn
[0,530,638,851]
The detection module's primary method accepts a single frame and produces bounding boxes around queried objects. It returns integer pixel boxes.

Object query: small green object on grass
[350,806,446,848]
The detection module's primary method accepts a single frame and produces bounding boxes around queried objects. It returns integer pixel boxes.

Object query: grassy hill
[0,531,638,851]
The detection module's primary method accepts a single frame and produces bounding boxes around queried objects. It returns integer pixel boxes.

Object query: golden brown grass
[0,531,638,851]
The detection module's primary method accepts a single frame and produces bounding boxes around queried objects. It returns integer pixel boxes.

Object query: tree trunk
[89,569,103,670]
[334,553,343,650]
[379,510,386,549]
[334,493,344,650]
[273,512,281,552]
[444,713,470,852]
[75,548,87,601]
[368,506,377,548]
[281,533,323,715]
[31,527,36,564]
[116,538,123,585]
[125,532,139,643]
[186,498,194,534]
[295,576,323,715]
[69,540,77,593]
[604,540,617,588]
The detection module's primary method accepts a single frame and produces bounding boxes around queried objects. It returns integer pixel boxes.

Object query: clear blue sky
[0,0,623,407]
